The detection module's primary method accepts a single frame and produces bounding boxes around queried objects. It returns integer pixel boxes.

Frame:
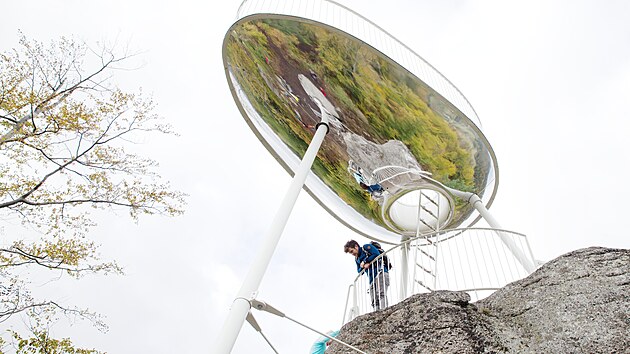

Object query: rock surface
[327,247,629,353]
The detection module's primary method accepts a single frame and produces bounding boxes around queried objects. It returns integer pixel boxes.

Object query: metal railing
[234,0,482,130]
[343,227,536,323]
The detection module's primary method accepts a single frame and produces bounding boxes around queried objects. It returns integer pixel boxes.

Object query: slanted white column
[443,187,536,273]
[215,101,330,353]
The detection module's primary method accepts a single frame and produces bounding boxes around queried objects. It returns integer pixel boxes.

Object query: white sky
[1,0,629,353]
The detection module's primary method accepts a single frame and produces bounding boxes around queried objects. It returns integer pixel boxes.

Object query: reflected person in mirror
[344,240,390,310]
[347,161,384,199]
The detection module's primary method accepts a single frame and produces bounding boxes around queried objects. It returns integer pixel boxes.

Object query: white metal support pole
[468,195,536,273]
[433,232,440,290]
[398,239,409,299]
[443,187,536,273]
[214,101,330,353]
[349,283,358,321]
[343,284,359,324]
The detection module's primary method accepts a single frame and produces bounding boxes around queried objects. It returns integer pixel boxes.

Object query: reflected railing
[235,0,482,130]
[342,227,536,323]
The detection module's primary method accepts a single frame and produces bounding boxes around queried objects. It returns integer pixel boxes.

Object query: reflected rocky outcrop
[343,133,422,178]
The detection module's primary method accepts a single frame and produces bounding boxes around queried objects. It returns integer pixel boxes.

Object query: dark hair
[344,240,359,252]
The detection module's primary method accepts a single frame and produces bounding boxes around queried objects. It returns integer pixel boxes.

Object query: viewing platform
[343,227,537,323]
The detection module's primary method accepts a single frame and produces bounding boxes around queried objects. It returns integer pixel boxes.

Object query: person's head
[344,240,360,257]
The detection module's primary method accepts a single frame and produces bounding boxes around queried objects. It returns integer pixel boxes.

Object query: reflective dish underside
[223,15,498,243]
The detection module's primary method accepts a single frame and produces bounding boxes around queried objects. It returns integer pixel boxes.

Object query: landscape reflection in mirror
[223,17,497,242]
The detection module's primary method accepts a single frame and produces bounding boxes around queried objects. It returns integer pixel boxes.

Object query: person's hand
[363,262,370,269]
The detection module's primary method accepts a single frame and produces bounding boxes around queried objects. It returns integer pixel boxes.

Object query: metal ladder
[411,191,441,293]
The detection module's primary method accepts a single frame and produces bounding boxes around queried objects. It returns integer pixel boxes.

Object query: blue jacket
[355,243,389,283]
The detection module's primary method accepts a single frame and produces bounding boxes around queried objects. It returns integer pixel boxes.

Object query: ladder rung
[420,191,439,206]
[424,237,438,246]
[419,218,437,231]
[420,204,438,220]
[415,263,435,276]
[415,280,433,291]
[419,249,435,261]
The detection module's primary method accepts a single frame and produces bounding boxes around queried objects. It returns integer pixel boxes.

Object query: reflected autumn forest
[224,18,492,229]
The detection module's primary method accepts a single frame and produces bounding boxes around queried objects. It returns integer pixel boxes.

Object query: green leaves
[0,238,117,352]
[0,34,186,238]
[10,329,103,354]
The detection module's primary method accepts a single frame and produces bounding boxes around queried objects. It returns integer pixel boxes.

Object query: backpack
[365,241,392,269]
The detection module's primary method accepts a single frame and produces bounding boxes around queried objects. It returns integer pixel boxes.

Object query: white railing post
[343,283,360,323]
[214,101,330,353]
[410,237,419,294]
[398,239,409,300]
[433,232,440,290]
[350,282,359,321]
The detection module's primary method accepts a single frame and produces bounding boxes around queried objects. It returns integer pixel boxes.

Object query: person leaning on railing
[344,240,390,310]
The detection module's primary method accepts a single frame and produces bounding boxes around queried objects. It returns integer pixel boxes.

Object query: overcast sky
[1,0,629,353]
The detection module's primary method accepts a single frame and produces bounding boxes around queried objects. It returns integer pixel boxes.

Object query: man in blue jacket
[344,240,390,310]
